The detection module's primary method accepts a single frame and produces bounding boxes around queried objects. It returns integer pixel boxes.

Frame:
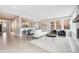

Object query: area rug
[30,36,72,53]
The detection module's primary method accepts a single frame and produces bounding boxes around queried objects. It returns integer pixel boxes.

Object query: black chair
[22,30,27,35]
[51,30,57,34]
[46,30,57,40]
[26,29,34,39]
[58,30,66,36]
[27,29,34,35]
[46,30,57,37]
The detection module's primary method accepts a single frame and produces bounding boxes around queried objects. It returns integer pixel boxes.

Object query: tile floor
[0,32,48,53]
[0,32,79,53]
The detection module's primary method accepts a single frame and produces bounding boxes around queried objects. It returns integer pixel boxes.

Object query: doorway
[0,22,2,32]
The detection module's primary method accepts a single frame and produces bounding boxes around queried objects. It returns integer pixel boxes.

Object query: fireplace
[77,29,79,38]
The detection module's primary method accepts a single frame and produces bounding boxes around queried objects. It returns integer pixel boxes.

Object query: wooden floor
[0,32,48,53]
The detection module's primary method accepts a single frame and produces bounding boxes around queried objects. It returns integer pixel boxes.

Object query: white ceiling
[0,5,76,21]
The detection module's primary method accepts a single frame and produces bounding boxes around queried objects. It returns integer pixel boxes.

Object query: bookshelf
[50,21,55,30]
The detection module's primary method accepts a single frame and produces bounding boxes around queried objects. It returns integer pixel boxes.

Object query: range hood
[73,15,79,23]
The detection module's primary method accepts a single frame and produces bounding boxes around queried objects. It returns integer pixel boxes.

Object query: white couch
[20,28,48,38]
[33,30,48,38]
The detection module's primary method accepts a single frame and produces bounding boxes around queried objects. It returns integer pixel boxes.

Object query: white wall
[70,8,77,40]
[70,6,79,48]
[14,16,22,36]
